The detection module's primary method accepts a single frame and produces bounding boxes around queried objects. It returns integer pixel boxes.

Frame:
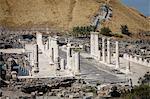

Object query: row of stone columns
[90,32,120,69]
[35,32,80,75]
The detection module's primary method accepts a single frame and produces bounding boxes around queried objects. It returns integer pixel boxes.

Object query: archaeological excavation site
[0,0,150,99]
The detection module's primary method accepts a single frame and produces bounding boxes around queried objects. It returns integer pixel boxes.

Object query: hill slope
[0,0,149,33]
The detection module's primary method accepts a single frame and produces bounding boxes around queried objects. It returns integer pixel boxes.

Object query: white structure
[60,59,65,70]
[66,44,81,75]
[102,37,106,62]
[107,38,111,64]
[115,41,120,69]
[36,32,44,52]
[90,32,99,59]
[43,36,60,65]
[33,44,39,73]
[73,52,80,75]
[67,46,72,70]
[90,32,121,70]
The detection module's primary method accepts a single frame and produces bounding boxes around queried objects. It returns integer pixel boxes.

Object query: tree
[100,27,112,36]
[120,25,131,36]
[72,25,96,37]
[110,86,121,97]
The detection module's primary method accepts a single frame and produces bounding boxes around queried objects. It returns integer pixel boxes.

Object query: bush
[100,27,112,36]
[120,25,131,36]
[72,25,96,37]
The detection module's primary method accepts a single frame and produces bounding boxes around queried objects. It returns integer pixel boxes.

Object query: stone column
[48,37,52,49]
[115,41,120,69]
[74,52,80,75]
[36,32,44,52]
[46,27,49,34]
[60,59,65,70]
[90,32,95,56]
[126,60,130,74]
[49,47,53,65]
[46,41,49,50]
[102,37,106,62]
[51,38,57,47]
[67,47,71,69]
[94,32,99,59]
[31,51,34,66]
[107,38,111,64]
[34,44,39,73]
[44,42,48,51]
[54,44,59,62]
[98,51,101,61]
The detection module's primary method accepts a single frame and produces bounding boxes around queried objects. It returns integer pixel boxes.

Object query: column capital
[90,32,99,35]
[107,38,111,41]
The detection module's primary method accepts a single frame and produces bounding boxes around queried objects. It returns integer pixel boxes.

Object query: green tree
[120,25,131,36]
[100,27,112,36]
[72,25,96,37]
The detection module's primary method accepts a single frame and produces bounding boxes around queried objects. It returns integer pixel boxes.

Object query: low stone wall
[123,53,150,67]
[0,49,25,54]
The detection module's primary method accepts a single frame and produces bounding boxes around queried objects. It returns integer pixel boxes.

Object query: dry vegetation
[0,0,149,33]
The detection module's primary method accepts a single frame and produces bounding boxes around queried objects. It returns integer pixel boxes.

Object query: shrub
[72,25,96,37]
[120,25,131,36]
[100,27,112,36]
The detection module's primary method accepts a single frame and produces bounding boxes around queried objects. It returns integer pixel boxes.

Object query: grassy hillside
[0,0,149,33]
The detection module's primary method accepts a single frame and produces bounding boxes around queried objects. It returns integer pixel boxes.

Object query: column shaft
[102,37,106,62]
[90,33,95,56]
[34,44,39,73]
[54,44,59,63]
[36,33,44,52]
[94,34,99,59]
[67,47,71,69]
[60,59,65,70]
[126,60,130,74]
[115,41,120,69]
[107,38,111,64]
[74,52,80,75]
